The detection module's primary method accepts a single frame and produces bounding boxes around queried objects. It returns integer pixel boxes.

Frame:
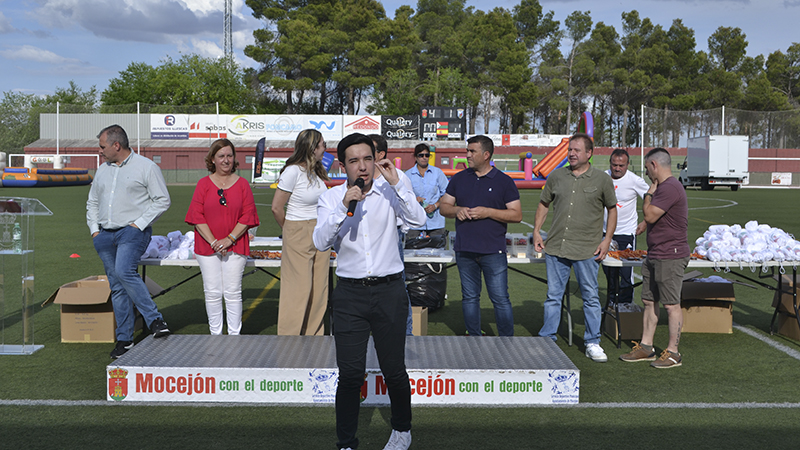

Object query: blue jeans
[539,254,602,345]
[93,226,163,342]
[455,251,514,336]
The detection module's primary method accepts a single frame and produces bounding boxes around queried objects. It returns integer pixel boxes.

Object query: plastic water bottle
[12,222,22,253]
[421,200,434,218]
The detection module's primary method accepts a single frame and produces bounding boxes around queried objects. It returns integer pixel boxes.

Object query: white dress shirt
[313,177,426,279]
[603,169,650,235]
[86,151,171,234]
[375,169,414,230]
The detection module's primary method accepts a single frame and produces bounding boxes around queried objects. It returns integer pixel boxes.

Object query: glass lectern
[0,197,52,355]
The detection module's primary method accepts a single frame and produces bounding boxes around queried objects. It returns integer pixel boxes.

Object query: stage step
[108,335,579,405]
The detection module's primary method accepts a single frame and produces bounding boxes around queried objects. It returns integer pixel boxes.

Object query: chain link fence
[642,106,800,149]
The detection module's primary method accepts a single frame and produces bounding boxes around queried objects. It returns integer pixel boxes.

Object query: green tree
[609,10,664,146]
[368,68,423,115]
[582,21,620,145]
[0,81,97,154]
[477,8,535,133]
[513,0,559,133]
[368,5,421,115]
[101,55,255,113]
[562,10,593,133]
[765,43,800,108]
[708,26,748,72]
[0,91,44,155]
[270,7,333,113]
[412,0,469,86]
[513,0,559,59]
[328,0,396,114]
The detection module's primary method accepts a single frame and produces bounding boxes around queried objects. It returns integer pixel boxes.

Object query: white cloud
[0,44,83,64]
[30,0,224,43]
[0,11,16,33]
[190,38,224,58]
[0,44,104,80]
[232,30,252,49]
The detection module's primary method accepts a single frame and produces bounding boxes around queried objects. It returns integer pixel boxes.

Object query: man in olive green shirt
[533,133,617,362]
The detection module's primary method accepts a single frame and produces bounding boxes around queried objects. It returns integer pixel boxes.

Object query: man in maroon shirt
[620,148,690,368]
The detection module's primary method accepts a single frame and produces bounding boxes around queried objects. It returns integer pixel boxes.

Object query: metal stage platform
[108,335,579,405]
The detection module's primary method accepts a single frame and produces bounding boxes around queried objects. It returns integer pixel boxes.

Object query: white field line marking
[687,197,738,211]
[733,322,800,361]
[3,399,800,408]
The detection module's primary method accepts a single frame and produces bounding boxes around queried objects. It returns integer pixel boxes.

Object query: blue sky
[1,0,798,99]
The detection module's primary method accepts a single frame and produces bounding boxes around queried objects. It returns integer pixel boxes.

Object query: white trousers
[196,252,247,335]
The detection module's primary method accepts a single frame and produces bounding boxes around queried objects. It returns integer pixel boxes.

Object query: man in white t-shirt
[603,149,650,305]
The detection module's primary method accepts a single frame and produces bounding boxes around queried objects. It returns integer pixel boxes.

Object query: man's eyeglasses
[217,189,227,207]
[416,153,430,158]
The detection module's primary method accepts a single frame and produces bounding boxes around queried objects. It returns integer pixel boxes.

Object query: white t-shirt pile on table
[693,221,800,264]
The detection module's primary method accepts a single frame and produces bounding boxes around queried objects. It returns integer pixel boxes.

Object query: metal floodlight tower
[224,0,233,63]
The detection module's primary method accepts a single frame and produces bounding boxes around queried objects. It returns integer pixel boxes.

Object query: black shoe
[110,341,133,359]
[150,318,170,338]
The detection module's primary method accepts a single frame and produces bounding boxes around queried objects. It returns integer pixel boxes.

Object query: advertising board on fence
[305,115,343,140]
[382,115,419,140]
[344,115,381,135]
[771,172,792,185]
[261,115,303,140]
[108,366,579,405]
[150,114,190,139]
[189,115,229,139]
[227,115,267,140]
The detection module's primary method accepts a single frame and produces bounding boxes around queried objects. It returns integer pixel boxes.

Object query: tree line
[242,0,799,146]
[2,0,798,154]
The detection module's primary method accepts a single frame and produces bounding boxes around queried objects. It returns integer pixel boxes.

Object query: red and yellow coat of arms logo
[108,368,129,401]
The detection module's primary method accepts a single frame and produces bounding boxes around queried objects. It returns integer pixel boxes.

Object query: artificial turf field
[1,183,799,448]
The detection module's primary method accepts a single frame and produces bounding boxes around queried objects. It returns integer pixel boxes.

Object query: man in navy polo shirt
[439,135,522,336]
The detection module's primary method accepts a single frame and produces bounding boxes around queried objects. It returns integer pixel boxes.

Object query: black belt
[338,272,403,286]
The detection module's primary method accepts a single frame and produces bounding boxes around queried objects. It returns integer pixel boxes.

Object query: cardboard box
[42,275,161,343]
[604,308,644,340]
[776,312,800,341]
[772,274,799,316]
[680,279,735,333]
[412,306,428,336]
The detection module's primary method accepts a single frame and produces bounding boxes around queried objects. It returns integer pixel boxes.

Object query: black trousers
[333,277,412,449]
[602,233,636,304]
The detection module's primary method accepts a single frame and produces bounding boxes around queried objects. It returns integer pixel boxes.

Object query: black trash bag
[404,231,448,312]
[404,232,447,251]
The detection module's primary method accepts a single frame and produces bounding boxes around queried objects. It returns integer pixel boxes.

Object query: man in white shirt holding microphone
[314,133,426,450]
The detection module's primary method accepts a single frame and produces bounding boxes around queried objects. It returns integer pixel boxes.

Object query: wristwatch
[643,193,654,200]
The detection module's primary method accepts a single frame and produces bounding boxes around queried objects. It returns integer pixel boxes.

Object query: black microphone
[346,178,365,217]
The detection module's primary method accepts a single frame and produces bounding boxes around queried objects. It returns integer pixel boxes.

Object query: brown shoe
[650,350,682,369]
[619,341,656,362]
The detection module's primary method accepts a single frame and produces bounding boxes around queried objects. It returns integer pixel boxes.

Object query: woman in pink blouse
[186,139,259,335]
[271,129,331,335]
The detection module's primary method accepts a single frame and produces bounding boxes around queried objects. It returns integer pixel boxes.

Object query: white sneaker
[585,343,608,362]
[383,429,412,450]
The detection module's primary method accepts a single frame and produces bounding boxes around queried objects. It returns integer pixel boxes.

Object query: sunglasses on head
[217,188,227,207]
